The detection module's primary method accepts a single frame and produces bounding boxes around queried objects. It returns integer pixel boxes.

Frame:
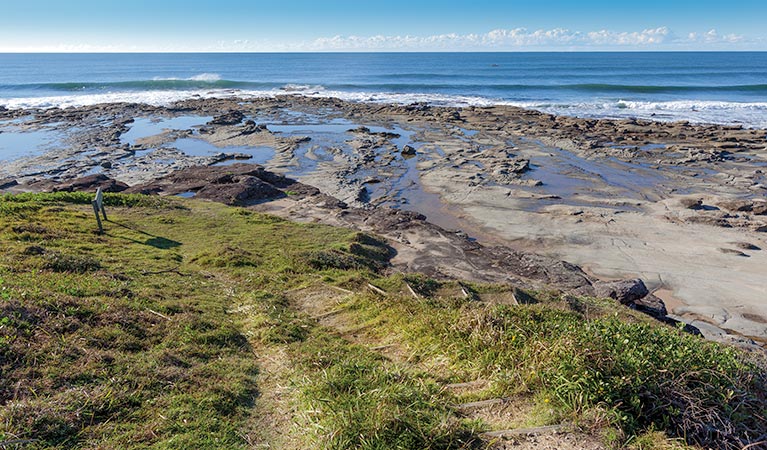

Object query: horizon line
[2,49,767,54]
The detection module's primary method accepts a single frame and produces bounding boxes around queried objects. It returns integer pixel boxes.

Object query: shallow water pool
[171,137,275,165]
[120,116,213,145]
[0,127,63,162]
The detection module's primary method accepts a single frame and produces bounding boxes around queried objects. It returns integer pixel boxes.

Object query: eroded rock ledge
[2,96,765,349]
[25,163,735,347]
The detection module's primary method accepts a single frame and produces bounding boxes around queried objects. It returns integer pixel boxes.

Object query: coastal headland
[1,95,765,347]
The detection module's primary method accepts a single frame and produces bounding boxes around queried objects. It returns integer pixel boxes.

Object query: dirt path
[283,282,606,450]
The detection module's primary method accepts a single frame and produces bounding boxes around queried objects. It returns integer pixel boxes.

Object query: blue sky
[1,0,765,51]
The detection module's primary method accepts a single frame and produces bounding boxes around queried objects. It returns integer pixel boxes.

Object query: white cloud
[0,27,751,52]
[687,29,743,44]
[297,27,746,51]
[587,27,670,45]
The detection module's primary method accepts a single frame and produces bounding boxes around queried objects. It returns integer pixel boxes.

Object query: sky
[1,0,765,52]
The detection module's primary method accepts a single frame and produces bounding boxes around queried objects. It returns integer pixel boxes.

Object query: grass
[0,192,765,449]
[0,198,261,448]
[292,333,475,449]
[340,284,767,448]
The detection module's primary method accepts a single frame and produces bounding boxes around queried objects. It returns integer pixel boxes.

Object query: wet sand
[1,96,765,346]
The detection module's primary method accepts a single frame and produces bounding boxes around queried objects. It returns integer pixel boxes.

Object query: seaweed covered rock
[51,174,129,193]
[127,163,308,206]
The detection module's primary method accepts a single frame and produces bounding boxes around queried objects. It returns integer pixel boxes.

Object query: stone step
[456,397,508,410]
[443,379,488,390]
[481,424,568,439]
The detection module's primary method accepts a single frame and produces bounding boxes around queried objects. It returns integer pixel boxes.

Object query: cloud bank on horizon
[1,0,764,52]
[0,28,757,53]
[298,27,746,51]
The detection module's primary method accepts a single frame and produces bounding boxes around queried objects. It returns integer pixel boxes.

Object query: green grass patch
[0,191,169,208]
[291,333,477,449]
[0,193,384,448]
[1,192,764,450]
[339,277,767,449]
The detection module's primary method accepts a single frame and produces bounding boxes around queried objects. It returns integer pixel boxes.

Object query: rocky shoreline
[1,96,765,348]
[45,163,689,336]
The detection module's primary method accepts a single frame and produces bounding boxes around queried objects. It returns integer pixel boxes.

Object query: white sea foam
[2,88,767,129]
[530,99,767,129]
[151,73,222,82]
[271,89,767,127]
[286,89,495,106]
[0,90,245,109]
[279,84,326,92]
[189,73,222,82]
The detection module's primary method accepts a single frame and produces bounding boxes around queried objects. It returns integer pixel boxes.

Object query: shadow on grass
[143,236,182,249]
[107,220,182,249]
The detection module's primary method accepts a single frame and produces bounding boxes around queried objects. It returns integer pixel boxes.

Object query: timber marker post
[92,188,107,234]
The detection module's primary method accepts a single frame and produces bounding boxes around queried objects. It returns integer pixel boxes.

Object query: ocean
[1,52,767,127]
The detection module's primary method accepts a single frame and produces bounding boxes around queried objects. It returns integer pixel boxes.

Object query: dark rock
[593,278,649,304]
[0,178,19,190]
[509,159,530,174]
[685,214,733,228]
[100,161,113,169]
[355,187,369,203]
[241,120,268,135]
[365,207,427,229]
[444,110,462,121]
[718,199,767,216]
[734,242,761,251]
[679,197,703,210]
[716,199,754,212]
[490,248,594,293]
[196,176,282,206]
[376,131,401,140]
[125,163,322,206]
[718,248,749,257]
[632,293,668,319]
[659,316,703,336]
[348,126,371,134]
[53,174,129,193]
[211,152,252,163]
[208,110,245,126]
[405,102,429,112]
[401,145,417,156]
[454,230,469,239]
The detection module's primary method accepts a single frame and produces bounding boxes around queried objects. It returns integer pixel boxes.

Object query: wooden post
[95,188,107,220]
[92,200,103,234]
[93,187,105,234]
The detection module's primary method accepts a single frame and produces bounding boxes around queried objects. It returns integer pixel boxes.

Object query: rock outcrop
[593,278,650,305]
[125,163,330,207]
[50,174,129,193]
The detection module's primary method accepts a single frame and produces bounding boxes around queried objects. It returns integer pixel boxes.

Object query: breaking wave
[2,86,767,128]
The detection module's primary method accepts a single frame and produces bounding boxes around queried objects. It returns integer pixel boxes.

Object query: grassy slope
[0,193,764,450]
